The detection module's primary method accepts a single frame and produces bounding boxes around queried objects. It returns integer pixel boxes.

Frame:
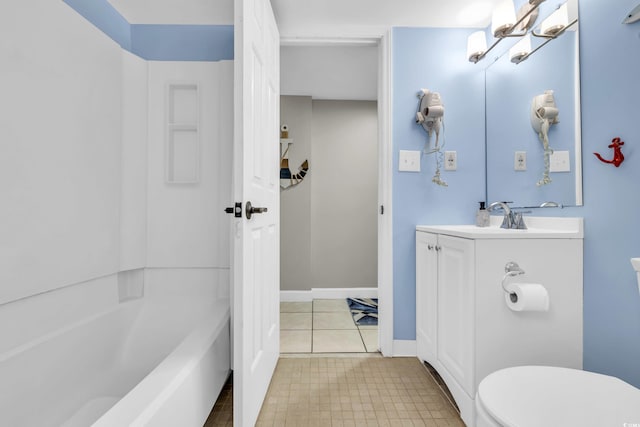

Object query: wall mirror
[485,0,582,208]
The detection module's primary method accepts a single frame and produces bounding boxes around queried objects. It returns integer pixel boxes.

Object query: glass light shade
[541,3,569,36]
[492,0,517,38]
[467,31,488,62]
[509,34,532,63]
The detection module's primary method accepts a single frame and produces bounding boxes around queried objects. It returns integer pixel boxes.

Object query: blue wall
[392,28,486,340]
[64,0,233,61]
[578,0,640,387]
[392,0,640,387]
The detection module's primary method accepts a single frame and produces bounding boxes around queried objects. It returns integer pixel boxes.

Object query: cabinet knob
[428,245,434,250]
[435,245,442,251]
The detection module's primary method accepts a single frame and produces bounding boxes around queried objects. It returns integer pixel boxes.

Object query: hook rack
[593,137,625,167]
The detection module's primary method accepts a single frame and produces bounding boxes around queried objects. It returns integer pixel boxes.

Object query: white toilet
[476,366,640,427]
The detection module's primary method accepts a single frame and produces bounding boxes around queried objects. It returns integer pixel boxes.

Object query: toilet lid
[477,366,640,427]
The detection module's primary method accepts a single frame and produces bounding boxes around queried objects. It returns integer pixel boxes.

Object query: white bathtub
[0,286,230,427]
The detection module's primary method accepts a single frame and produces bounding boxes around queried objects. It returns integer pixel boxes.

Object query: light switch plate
[549,150,571,172]
[399,150,421,172]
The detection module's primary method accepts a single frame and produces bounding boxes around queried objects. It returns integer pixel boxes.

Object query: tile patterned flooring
[281,299,378,354]
[204,299,464,426]
[205,357,464,426]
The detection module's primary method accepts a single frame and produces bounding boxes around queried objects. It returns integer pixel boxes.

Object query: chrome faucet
[488,201,527,229]
[488,201,513,229]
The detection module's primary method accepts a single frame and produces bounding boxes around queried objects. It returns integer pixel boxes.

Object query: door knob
[245,201,268,220]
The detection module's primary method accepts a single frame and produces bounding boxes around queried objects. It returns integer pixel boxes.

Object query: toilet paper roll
[504,283,549,312]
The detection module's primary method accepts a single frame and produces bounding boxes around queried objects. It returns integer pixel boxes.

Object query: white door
[232,0,280,425]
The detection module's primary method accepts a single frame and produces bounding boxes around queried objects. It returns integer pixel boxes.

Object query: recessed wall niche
[166,83,200,184]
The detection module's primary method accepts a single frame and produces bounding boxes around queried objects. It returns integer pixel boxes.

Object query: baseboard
[312,287,378,299]
[393,340,417,357]
[280,287,378,302]
[279,290,312,302]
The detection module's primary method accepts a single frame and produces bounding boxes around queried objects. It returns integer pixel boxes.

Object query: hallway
[280,299,378,354]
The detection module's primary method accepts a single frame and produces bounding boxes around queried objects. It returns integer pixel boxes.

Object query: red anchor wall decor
[594,137,625,167]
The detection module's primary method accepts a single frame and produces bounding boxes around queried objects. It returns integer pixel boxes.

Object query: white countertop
[416,216,583,239]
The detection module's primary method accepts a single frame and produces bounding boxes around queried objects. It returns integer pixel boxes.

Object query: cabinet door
[437,235,475,397]
[416,232,438,364]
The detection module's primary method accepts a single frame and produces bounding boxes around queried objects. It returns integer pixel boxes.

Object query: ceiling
[108,0,501,35]
[272,0,501,38]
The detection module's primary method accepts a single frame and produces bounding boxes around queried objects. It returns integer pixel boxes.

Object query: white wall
[120,51,149,271]
[146,61,233,269]
[310,100,378,288]
[280,98,378,291]
[1,1,232,342]
[0,0,123,305]
[280,96,313,291]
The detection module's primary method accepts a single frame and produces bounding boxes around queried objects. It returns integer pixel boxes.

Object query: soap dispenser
[476,201,490,227]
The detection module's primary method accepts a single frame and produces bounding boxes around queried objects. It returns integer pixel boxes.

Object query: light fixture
[528,3,578,59]
[467,31,488,63]
[540,3,569,36]
[468,0,578,64]
[492,1,517,38]
[509,34,532,64]
[467,0,546,64]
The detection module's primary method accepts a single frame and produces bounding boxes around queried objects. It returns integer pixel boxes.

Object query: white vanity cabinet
[416,217,583,427]
[416,232,475,396]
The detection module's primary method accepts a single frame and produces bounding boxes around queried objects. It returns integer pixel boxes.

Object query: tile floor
[205,357,464,426]
[281,299,378,354]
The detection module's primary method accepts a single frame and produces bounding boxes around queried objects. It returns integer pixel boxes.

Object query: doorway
[278,41,388,355]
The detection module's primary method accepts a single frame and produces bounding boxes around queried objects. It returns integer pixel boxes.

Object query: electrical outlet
[444,151,457,171]
[514,151,527,171]
[398,150,421,172]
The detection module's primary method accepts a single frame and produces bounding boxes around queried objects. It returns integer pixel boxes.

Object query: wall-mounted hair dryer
[416,90,445,137]
[531,90,559,134]
[416,89,447,187]
[531,90,559,186]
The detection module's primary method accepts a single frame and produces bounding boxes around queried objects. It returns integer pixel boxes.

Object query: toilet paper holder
[502,261,525,302]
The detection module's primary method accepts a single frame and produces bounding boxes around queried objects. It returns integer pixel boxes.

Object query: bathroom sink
[416,216,583,239]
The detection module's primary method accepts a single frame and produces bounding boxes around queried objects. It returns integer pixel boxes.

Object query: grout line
[311,299,315,353]
[356,327,368,352]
